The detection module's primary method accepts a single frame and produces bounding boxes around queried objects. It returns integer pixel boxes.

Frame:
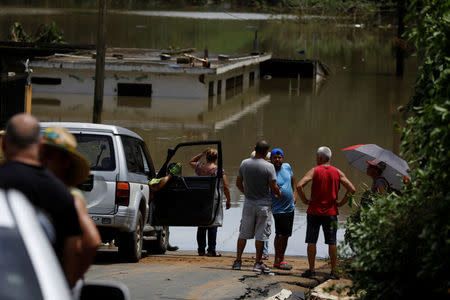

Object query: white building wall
[31,61,260,99]
[31,68,208,99]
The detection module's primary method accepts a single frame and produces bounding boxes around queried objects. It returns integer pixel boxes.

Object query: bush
[344,0,450,299]
[7,21,65,44]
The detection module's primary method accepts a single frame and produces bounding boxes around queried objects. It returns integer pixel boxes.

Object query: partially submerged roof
[30,48,272,75]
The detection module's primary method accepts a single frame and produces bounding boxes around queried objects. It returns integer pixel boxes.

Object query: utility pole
[93,0,106,123]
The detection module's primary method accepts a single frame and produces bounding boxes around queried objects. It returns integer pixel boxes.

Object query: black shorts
[305,214,338,245]
[273,211,294,236]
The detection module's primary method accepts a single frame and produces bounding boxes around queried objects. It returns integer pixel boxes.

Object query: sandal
[206,251,222,257]
[273,261,293,270]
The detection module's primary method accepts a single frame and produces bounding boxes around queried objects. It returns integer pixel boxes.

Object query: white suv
[41,122,223,262]
[40,122,167,262]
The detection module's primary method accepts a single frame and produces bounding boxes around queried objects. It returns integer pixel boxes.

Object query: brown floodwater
[0,6,417,256]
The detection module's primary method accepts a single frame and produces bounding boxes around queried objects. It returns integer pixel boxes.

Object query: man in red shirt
[297,146,355,279]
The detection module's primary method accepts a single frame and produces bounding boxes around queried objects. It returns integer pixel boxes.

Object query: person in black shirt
[0,113,82,286]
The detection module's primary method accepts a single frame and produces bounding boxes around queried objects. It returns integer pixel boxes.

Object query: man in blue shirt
[270,148,297,270]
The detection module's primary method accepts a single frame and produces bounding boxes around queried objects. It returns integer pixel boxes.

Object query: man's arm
[296,168,314,205]
[223,174,232,209]
[270,180,281,198]
[71,194,101,281]
[149,174,172,191]
[291,173,298,204]
[337,170,356,207]
[62,235,83,287]
[236,176,244,194]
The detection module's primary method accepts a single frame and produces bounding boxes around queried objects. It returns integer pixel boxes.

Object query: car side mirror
[78,281,130,300]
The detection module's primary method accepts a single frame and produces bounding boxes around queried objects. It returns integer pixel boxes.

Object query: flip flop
[274,261,293,270]
[206,251,222,257]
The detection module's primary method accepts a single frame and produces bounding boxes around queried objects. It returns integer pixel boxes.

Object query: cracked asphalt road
[86,250,333,300]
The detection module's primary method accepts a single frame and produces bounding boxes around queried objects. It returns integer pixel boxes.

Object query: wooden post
[25,85,32,114]
[24,59,32,114]
[313,30,318,59]
[396,0,405,76]
[93,0,107,124]
[252,30,259,55]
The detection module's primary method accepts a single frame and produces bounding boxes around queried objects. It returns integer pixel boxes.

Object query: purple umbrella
[341,144,410,190]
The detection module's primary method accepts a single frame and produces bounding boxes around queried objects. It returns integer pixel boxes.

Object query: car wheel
[146,226,169,254]
[118,211,143,262]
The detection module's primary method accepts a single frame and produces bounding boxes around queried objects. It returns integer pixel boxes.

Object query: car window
[139,141,156,178]
[139,145,150,174]
[0,228,43,300]
[121,136,153,176]
[74,134,116,171]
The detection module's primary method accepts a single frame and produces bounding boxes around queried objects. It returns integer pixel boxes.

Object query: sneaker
[232,259,242,270]
[329,270,340,280]
[273,261,293,270]
[253,262,270,273]
[301,269,316,278]
[167,244,179,251]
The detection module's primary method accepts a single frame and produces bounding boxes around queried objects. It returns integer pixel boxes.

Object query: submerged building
[29,48,271,99]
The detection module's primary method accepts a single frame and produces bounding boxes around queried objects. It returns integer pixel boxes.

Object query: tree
[344,1,450,298]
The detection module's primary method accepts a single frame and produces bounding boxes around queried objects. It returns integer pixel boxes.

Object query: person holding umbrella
[366,159,389,194]
[341,144,410,193]
[297,146,355,279]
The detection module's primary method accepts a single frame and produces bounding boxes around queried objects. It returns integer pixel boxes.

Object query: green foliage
[34,22,65,43]
[7,21,65,43]
[344,190,378,250]
[344,1,450,299]
[8,22,31,42]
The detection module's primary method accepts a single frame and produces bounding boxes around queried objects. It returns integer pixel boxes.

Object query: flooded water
[0,6,417,257]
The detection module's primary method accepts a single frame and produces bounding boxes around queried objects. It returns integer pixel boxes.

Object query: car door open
[151,141,222,226]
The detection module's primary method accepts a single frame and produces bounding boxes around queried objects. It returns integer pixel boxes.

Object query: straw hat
[250,150,271,161]
[42,126,90,187]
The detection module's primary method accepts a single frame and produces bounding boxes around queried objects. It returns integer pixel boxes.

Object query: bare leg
[255,240,264,263]
[236,238,247,261]
[307,243,316,271]
[279,235,289,263]
[329,244,337,271]
[273,235,280,265]
[274,235,281,265]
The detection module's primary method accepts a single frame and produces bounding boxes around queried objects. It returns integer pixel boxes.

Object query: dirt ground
[88,250,344,299]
